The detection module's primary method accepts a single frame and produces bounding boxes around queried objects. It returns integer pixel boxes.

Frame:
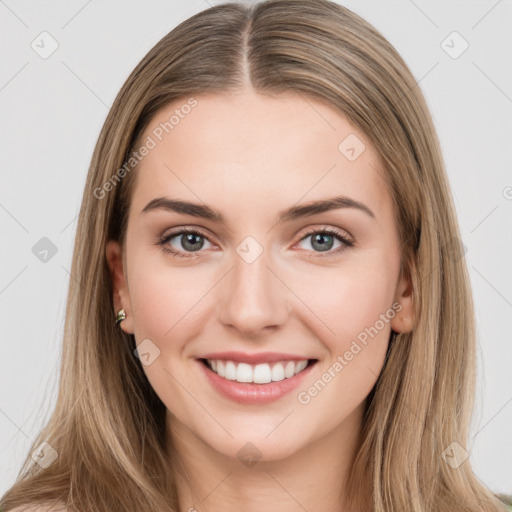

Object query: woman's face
[106,89,413,462]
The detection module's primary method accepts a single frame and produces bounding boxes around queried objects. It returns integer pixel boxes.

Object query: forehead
[129,90,390,223]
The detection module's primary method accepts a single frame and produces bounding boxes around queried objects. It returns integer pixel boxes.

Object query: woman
[1,0,510,510]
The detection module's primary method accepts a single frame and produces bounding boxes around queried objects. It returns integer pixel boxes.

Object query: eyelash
[158,226,354,260]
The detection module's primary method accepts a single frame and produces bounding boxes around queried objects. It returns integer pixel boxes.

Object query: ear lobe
[391,263,415,334]
[105,240,134,334]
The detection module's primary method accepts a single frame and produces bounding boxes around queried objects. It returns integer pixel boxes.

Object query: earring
[115,308,126,324]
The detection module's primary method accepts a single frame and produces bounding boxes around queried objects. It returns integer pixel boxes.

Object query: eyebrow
[141,195,375,223]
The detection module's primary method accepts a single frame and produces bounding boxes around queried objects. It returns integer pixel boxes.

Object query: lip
[199,351,314,365]
[197,358,317,405]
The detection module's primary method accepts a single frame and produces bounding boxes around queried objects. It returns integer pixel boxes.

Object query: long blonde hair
[1,1,506,510]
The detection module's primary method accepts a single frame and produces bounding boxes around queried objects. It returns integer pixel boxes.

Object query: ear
[105,240,134,334]
[390,261,415,334]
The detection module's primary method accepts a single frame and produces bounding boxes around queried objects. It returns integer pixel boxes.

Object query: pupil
[183,233,204,251]
[313,234,333,252]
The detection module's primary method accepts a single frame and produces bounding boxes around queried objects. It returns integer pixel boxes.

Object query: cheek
[290,256,398,347]
[126,259,213,413]
[293,264,397,428]
[288,252,399,412]
[129,265,210,341]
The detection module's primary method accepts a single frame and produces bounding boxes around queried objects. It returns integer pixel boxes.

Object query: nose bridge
[216,239,290,335]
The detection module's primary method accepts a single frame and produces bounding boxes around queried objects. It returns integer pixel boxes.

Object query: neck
[166,403,370,512]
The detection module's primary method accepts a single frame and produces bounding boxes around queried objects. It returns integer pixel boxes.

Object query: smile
[203,358,313,383]
[197,358,318,404]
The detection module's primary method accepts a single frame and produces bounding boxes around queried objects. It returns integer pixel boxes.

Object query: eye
[158,228,214,259]
[295,227,353,258]
[158,226,354,260]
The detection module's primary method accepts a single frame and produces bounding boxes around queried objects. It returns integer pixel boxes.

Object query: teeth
[253,363,271,384]
[206,359,311,384]
[225,361,237,380]
[237,363,253,383]
[295,360,308,374]
[271,363,285,382]
[284,361,295,378]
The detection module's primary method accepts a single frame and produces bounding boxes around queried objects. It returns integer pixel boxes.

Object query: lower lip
[197,359,316,405]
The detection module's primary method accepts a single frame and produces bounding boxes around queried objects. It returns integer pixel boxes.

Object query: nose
[216,247,291,337]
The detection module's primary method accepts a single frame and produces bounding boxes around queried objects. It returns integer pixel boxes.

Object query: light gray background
[1,0,511,498]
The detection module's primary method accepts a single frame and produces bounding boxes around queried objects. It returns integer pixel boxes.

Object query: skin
[106,89,415,512]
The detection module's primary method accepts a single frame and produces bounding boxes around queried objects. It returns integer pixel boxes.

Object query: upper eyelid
[160,227,216,245]
[300,226,353,241]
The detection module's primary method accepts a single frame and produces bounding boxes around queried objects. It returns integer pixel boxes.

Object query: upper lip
[199,351,316,365]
